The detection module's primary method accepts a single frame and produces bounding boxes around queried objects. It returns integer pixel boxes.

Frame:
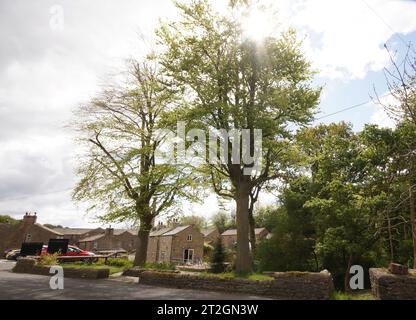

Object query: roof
[162,225,192,236]
[114,229,136,236]
[149,227,174,237]
[201,228,218,237]
[52,228,95,235]
[35,223,64,236]
[221,228,268,236]
[78,234,105,242]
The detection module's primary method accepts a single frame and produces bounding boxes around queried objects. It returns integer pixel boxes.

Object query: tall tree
[157,0,320,272]
[73,61,196,266]
[375,44,416,267]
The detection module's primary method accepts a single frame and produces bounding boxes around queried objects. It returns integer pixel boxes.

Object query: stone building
[0,213,64,256]
[0,213,138,256]
[146,225,204,264]
[221,227,270,249]
[201,228,220,244]
[77,228,137,252]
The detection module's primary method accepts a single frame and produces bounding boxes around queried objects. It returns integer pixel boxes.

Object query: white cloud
[279,0,416,80]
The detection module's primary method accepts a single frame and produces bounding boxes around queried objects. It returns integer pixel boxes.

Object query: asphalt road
[0,260,269,300]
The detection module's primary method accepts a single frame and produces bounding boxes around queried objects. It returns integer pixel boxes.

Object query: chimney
[23,212,37,225]
[105,227,114,236]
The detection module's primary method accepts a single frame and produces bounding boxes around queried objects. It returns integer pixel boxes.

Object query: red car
[41,245,95,257]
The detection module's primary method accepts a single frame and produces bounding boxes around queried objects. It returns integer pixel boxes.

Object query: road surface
[0,260,269,300]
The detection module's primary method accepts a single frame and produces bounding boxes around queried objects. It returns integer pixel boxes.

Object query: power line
[361,0,412,50]
[316,92,392,121]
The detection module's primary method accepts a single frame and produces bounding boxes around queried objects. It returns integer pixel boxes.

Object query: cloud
[279,0,416,80]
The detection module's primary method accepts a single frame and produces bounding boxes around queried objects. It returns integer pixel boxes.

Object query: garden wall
[370,268,416,300]
[13,258,110,279]
[130,269,334,300]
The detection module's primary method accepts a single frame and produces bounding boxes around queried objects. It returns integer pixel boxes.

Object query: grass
[59,258,133,275]
[193,271,274,281]
[331,291,376,300]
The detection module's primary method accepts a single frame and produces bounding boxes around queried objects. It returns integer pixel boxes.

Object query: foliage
[157,0,320,273]
[0,215,19,225]
[177,215,208,231]
[211,238,227,273]
[211,211,236,234]
[38,254,59,266]
[105,258,133,269]
[143,262,176,271]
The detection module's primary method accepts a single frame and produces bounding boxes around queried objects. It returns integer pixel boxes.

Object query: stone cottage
[201,228,220,244]
[0,213,139,256]
[77,228,137,252]
[221,227,269,249]
[146,225,204,264]
[0,213,64,256]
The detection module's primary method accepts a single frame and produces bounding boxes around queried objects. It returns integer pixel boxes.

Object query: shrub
[211,238,226,273]
[143,262,176,270]
[38,254,59,266]
[106,258,133,269]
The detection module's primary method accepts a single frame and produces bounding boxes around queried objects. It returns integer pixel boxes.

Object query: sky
[0,0,415,228]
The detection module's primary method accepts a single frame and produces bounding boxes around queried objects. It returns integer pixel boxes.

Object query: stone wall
[370,268,416,300]
[131,270,334,300]
[13,258,110,279]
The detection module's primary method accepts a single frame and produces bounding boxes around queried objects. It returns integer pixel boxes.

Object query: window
[25,234,32,242]
[93,242,98,250]
[187,235,192,241]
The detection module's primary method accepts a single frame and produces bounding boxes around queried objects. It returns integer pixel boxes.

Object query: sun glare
[241,5,275,41]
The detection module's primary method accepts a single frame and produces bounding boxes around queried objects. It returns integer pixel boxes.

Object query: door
[183,249,194,264]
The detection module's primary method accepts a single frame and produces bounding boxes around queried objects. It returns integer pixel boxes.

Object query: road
[0,260,269,300]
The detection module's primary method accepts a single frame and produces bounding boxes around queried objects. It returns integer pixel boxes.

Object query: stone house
[52,227,105,245]
[201,228,220,244]
[0,213,64,256]
[146,225,204,264]
[0,213,139,256]
[221,227,270,249]
[77,228,137,252]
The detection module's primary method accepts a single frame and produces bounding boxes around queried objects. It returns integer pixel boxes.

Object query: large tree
[156,0,320,273]
[73,61,196,266]
[374,44,416,267]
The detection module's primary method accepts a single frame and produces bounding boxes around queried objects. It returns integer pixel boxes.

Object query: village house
[0,213,138,256]
[78,228,137,252]
[146,225,204,264]
[0,213,64,256]
[221,227,270,250]
[201,228,220,244]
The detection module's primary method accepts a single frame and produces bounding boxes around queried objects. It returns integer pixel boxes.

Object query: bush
[38,254,59,266]
[211,238,226,273]
[143,262,176,270]
[106,258,133,269]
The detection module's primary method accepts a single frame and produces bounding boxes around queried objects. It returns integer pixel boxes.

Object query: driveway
[0,267,269,300]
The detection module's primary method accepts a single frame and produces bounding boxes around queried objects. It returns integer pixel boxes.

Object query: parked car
[42,245,95,257]
[5,249,21,261]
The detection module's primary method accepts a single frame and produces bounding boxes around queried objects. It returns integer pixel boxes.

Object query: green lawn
[191,271,274,281]
[331,291,376,300]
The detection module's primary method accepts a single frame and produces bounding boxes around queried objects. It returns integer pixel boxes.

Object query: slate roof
[149,227,174,237]
[35,223,64,236]
[162,225,192,236]
[221,228,268,236]
[78,234,105,242]
[52,228,95,235]
[201,228,217,237]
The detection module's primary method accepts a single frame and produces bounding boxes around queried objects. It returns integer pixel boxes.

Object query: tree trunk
[344,254,353,292]
[134,215,153,267]
[410,185,416,269]
[248,211,256,257]
[386,213,394,263]
[235,186,252,274]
